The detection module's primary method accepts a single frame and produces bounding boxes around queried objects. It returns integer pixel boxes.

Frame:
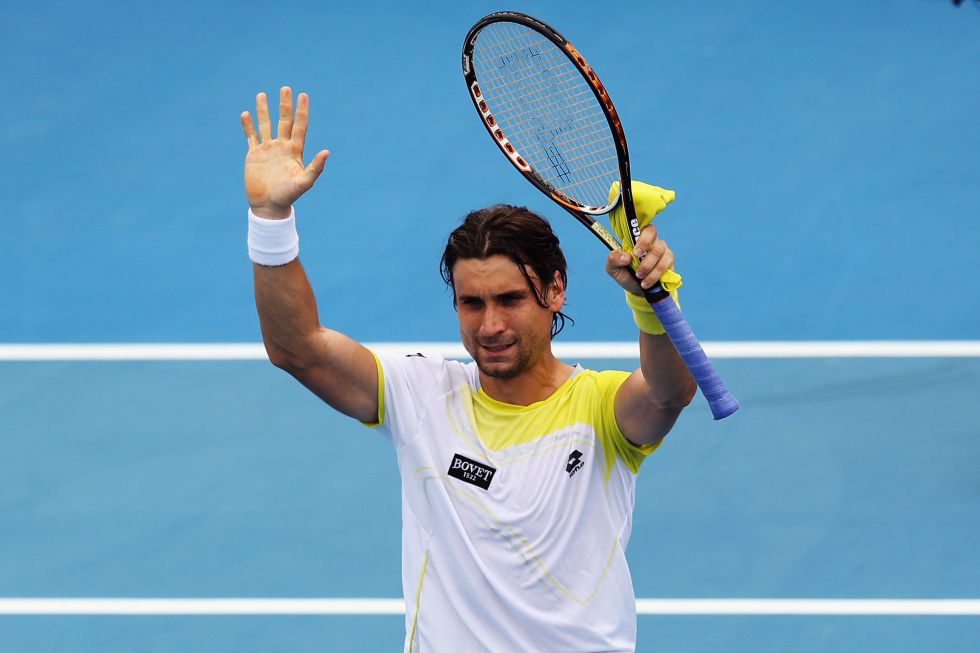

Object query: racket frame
[462,12,667,300]
[462,11,739,420]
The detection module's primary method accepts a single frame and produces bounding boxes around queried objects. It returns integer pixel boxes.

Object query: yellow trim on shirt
[360,349,386,427]
[407,550,429,652]
[367,352,657,471]
[473,368,657,474]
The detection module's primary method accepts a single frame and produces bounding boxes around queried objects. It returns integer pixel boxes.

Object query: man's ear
[546,270,566,311]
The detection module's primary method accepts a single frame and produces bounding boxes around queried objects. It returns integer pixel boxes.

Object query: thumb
[299,149,329,189]
[605,249,643,294]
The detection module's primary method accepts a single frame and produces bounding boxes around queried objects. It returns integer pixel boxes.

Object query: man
[241,87,696,653]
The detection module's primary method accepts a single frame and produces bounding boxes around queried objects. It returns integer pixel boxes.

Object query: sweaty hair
[439,205,572,339]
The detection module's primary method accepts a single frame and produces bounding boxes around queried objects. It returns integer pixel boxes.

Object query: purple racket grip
[650,297,739,420]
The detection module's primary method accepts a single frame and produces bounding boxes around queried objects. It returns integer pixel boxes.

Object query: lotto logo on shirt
[447,453,496,490]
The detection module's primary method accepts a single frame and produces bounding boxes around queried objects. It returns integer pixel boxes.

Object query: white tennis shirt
[368,350,659,653]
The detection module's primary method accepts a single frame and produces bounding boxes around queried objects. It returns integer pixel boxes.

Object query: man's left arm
[605,222,697,446]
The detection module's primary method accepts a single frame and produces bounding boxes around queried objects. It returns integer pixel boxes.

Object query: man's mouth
[480,342,514,354]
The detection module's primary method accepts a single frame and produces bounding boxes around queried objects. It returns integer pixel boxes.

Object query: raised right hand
[241,86,329,219]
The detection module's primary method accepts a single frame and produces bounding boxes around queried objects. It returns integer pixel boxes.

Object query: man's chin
[474,350,527,380]
[477,360,522,379]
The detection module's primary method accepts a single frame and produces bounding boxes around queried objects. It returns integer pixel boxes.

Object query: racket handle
[647,293,739,420]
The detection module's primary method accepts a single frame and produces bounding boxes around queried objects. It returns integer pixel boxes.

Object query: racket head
[462,12,633,219]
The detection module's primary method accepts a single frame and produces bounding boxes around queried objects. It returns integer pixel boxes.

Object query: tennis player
[242,87,696,653]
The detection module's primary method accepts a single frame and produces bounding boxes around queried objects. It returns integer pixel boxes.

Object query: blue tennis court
[2,354,979,651]
[2,0,978,651]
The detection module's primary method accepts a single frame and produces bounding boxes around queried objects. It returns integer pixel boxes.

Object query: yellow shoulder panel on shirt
[588,370,660,476]
[473,369,659,474]
[366,352,657,472]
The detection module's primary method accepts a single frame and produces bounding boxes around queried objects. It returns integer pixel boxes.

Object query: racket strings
[487,86,606,142]
[472,22,619,210]
[481,74,615,206]
[492,99,620,180]
[474,28,612,169]
[474,33,604,133]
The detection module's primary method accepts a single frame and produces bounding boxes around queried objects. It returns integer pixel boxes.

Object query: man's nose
[479,304,505,337]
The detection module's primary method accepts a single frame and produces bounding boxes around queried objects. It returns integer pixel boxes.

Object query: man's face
[453,255,563,380]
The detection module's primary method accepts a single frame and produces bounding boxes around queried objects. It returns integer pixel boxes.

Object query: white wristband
[247,207,299,266]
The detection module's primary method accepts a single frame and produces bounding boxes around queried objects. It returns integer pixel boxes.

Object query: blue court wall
[2,0,977,343]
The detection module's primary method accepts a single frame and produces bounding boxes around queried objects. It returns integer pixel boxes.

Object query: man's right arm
[253,258,379,423]
[244,87,379,423]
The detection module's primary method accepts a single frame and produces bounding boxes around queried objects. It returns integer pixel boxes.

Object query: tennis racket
[462,11,738,420]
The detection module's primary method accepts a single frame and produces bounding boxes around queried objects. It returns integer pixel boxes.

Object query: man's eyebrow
[456,288,529,302]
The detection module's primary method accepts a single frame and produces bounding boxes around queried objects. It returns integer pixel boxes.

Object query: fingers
[634,240,674,290]
[631,224,658,259]
[240,111,258,150]
[244,87,316,159]
[256,92,272,142]
[277,86,293,139]
[245,87,307,148]
[291,92,310,153]
[625,225,673,289]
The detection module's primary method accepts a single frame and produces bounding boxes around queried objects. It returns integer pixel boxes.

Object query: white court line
[634,599,980,615]
[0,599,405,615]
[0,341,978,361]
[0,598,978,616]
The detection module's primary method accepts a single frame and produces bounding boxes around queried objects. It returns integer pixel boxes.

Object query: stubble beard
[469,333,542,380]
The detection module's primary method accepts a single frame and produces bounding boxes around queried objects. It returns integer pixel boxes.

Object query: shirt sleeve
[592,369,661,475]
[366,350,452,446]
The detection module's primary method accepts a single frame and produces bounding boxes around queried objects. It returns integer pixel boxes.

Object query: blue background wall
[2,0,977,344]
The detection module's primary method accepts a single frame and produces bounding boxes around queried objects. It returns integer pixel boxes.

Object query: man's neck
[478,353,574,406]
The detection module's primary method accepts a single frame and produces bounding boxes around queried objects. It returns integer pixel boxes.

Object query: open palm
[241,87,328,218]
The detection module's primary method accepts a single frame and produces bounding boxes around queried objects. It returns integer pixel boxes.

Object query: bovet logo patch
[447,453,496,491]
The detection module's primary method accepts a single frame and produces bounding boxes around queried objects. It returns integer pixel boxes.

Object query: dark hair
[439,205,573,339]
